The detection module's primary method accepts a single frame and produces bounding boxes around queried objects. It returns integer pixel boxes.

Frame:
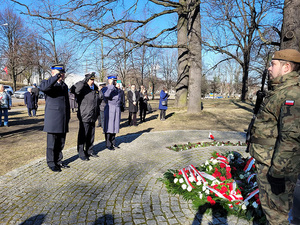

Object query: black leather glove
[267,174,285,195]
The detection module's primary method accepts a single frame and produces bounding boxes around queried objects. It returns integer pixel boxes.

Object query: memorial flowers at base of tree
[159,151,266,224]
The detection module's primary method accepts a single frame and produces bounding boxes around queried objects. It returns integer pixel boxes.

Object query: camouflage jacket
[250,71,300,180]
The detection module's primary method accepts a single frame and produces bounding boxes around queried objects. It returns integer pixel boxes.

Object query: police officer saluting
[71,72,100,160]
[249,49,300,224]
[40,64,70,172]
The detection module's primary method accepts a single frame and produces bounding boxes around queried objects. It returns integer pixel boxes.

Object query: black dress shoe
[58,163,70,168]
[89,153,99,158]
[108,146,115,151]
[49,166,62,172]
[114,145,120,149]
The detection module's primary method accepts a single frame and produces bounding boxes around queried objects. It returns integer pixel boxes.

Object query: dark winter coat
[102,84,121,133]
[99,90,106,111]
[159,90,169,110]
[71,80,100,123]
[24,92,37,109]
[40,74,70,133]
[127,90,139,112]
[139,91,149,110]
[119,89,125,112]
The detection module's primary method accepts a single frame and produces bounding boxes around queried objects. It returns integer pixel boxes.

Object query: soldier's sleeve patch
[284,100,294,106]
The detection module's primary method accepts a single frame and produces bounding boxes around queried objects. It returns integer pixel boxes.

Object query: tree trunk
[241,51,250,101]
[187,0,202,113]
[175,0,189,108]
[281,0,300,51]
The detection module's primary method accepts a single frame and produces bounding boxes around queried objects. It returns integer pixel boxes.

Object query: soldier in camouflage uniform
[249,49,300,225]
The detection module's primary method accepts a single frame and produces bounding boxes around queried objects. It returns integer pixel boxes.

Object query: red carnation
[256,199,261,205]
[210,199,216,205]
[207,196,212,202]
[220,163,226,168]
[220,186,228,194]
[254,194,259,199]
[220,176,226,181]
[226,172,232,179]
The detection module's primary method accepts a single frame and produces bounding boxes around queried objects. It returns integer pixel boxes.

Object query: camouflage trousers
[256,163,295,225]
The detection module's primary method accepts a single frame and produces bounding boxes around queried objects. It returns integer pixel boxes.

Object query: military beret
[51,64,65,73]
[85,73,95,80]
[272,49,300,63]
[107,75,117,80]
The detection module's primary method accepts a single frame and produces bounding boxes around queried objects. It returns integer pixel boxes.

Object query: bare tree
[202,0,281,101]
[0,7,32,91]
[160,49,177,90]
[10,0,204,112]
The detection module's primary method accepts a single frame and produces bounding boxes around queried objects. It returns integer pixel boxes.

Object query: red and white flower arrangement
[159,151,265,223]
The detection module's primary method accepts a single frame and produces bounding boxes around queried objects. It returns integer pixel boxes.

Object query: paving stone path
[0,130,255,225]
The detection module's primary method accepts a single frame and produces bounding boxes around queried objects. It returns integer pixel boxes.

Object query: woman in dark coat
[139,85,149,122]
[102,76,121,150]
[158,87,169,121]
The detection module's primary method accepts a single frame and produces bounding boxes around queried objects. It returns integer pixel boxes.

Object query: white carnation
[205,189,210,195]
[205,160,209,165]
[202,186,206,191]
[242,204,247,210]
[182,184,187,190]
[179,178,184,183]
[196,181,202,186]
[187,186,192,192]
[199,193,203,199]
[208,165,213,171]
[174,178,178,184]
[197,176,201,181]
[212,159,218,165]
[189,176,195,182]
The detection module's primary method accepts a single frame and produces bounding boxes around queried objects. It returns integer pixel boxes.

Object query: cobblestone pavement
[0,130,255,225]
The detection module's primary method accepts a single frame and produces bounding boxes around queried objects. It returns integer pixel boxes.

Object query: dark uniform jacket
[71,81,100,123]
[40,74,70,133]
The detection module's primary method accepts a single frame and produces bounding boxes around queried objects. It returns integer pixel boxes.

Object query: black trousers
[128,112,137,125]
[78,121,95,159]
[140,107,147,121]
[46,133,66,167]
[105,133,116,148]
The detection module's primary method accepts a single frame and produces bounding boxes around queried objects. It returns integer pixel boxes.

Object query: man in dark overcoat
[102,75,121,150]
[127,84,139,126]
[40,64,70,172]
[24,87,38,117]
[71,72,100,160]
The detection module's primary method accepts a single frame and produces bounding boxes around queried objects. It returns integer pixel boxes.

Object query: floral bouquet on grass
[159,151,266,224]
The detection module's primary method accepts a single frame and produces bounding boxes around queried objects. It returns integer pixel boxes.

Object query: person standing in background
[40,64,70,172]
[24,87,38,117]
[127,84,139,126]
[139,85,149,123]
[0,84,12,127]
[97,83,106,128]
[159,87,169,121]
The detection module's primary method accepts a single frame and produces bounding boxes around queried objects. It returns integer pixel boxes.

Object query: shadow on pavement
[93,214,114,225]
[192,203,228,225]
[19,214,46,225]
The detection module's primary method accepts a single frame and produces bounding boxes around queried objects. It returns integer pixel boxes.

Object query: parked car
[14,86,33,99]
[3,85,14,96]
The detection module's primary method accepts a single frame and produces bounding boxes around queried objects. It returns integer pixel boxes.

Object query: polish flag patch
[285,100,294,106]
